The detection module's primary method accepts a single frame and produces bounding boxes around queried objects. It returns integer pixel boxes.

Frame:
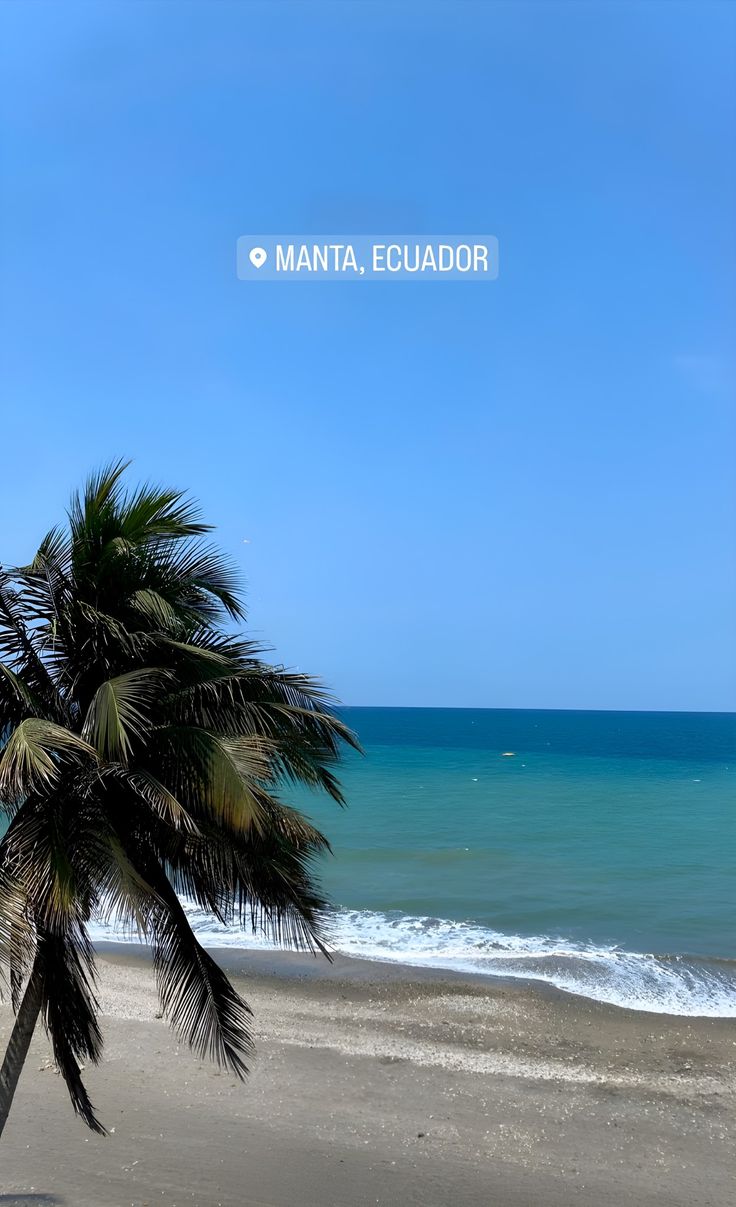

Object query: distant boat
[501,751,515,757]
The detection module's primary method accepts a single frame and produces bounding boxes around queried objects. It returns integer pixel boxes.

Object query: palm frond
[154,540,245,621]
[82,669,171,763]
[0,865,34,983]
[0,572,64,718]
[124,850,253,1075]
[93,833,163,938]
[167,799,332,955]
[37,928,106,1134]
[102,766,200,835]
[0,719,97,802]
[128,588,187,632]
[117,484,211,544]
[153,726,269,834]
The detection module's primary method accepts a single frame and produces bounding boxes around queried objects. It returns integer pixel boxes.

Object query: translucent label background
[236,235,499,281]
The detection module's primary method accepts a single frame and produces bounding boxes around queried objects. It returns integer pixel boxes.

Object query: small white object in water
[501,752,515,757]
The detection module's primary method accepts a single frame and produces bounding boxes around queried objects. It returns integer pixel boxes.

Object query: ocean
[92,707,736,1017]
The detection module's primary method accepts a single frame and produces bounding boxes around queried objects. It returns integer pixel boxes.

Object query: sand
[1,944,734,1206]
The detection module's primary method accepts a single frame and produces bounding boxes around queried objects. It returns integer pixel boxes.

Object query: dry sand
[1,943,734,1207]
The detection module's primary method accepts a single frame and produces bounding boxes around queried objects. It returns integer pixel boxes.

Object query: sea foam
[89,902,736,1019]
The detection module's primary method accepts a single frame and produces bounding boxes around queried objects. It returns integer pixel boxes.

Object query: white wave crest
[89,903,736,1018]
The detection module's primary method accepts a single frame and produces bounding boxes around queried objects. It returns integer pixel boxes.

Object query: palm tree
[0,461,357,1138]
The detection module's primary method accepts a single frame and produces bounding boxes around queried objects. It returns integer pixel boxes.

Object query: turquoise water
[311,708,735,958]
[93,708,736,1015]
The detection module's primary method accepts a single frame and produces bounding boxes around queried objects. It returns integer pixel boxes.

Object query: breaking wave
[89,902,736,1018]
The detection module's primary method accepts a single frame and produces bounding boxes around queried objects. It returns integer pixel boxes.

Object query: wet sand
[1,943,734,1206]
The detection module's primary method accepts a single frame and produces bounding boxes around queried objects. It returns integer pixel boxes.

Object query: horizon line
[338,704,736,716]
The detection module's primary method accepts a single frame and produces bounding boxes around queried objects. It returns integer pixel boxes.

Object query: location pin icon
[249,246,267,269]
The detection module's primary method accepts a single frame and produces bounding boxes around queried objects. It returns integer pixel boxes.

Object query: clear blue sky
[1,1,734,711]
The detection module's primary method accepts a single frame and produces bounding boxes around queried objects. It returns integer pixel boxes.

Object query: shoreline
[90,932,736,1021]
[2,943,734,1205]
[96,941,736,1084]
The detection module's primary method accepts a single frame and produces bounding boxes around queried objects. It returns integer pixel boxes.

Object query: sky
[0,0,734,711]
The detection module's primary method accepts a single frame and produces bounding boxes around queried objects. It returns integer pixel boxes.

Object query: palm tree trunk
[0,957,43,1140]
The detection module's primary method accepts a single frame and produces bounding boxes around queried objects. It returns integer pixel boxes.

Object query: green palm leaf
[82,669,172,762]
[0,718,97,801]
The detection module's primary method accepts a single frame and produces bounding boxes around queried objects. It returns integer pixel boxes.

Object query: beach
[1,944,734,1207]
